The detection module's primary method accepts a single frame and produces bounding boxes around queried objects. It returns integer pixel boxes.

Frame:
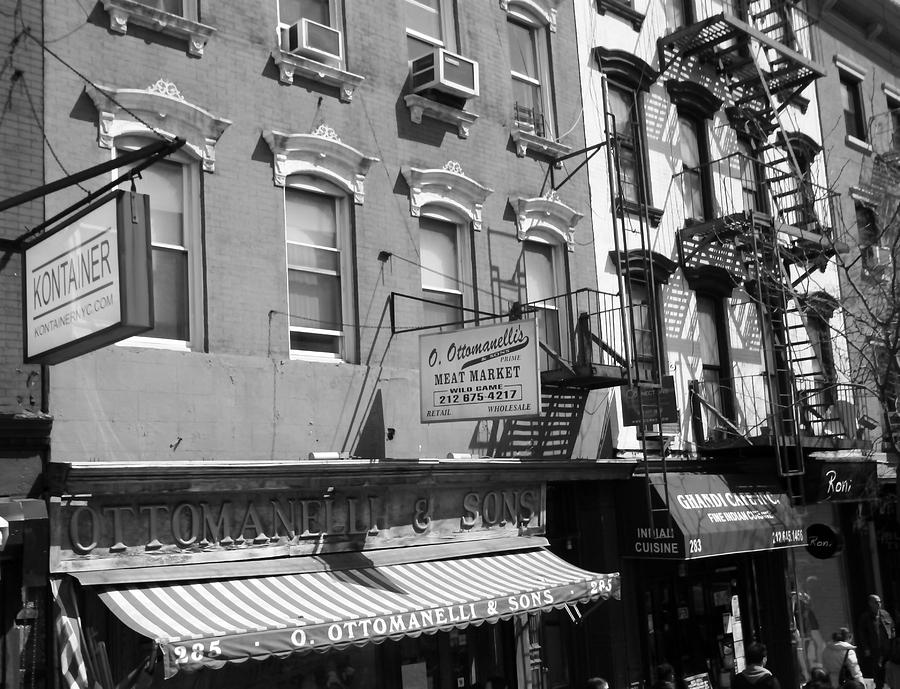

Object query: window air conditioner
[410,47,479,100]
[287,18,343,65]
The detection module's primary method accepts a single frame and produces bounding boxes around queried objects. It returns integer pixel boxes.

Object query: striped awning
[92,548,619,677]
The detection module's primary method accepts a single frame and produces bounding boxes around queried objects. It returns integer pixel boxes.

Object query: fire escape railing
[690,375,877,446]
[515,288,631,386]
[674,151,839,253]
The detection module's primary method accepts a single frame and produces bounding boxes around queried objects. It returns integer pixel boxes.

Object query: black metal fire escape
[660,0,830,508]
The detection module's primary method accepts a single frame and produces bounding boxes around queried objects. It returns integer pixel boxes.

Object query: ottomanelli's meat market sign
[50,484,546,571]
[419,319,541,422]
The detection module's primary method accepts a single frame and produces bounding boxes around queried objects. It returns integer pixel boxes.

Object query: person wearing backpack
[733,643,781,689]
[822,628,863,688]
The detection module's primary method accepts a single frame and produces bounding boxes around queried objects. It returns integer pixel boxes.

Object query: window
[284,177,354,359]
[406,0,456,60]
[102,0,213,56]
[857,203,889,279]
[679,114,708,221]
[402,163,488,329]
[840,71,867,141]
[630,281,662,383]
[856,203,878,245]
[143,0,198,19]
[608,86,643,205]
[118,145,202,348]
[697,295,732,428]
[524,241,562,371]
[737,139,764,213]
[420,215,466,329]
[277,0,343,61]
[670,0,693,29]
[887,95,900,151]
[508,11,554,137]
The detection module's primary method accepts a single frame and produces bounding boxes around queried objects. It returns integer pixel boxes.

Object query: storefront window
[787,503,853,684]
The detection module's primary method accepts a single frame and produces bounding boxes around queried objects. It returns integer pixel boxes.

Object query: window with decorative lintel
[515,189,582,370]
[596,47,660,224]
[401,162,493,233]
[87,79,231,172]
[667,79,721,224]
[87,79,230,351]
[101,0,215,57]
[262,125,379,203]
[514,191,582,251]
[402,163,492,329]
[264,125,379,361]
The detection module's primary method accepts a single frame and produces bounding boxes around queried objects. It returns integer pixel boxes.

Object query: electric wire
[20,26,175,144]
[19,72,90,193]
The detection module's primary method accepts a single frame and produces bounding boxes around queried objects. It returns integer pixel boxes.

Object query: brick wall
[41,0,604,462]
[0,0,44,415]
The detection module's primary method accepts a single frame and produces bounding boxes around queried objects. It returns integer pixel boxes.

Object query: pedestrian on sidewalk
[857,594,896,689]
[733,642,781,689]
[803,666,833,689]
[822,627,863,688]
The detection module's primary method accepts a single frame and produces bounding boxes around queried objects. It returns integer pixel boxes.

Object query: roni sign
[23,190,153,365]
[419,319,541,422]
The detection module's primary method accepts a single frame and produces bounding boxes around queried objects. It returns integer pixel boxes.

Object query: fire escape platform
[680,212,836,251]
[699,432,871,453]
[541,365,627,390]
[658,13,825,82]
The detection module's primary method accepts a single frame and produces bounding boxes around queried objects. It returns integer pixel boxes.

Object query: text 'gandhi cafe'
[49,462,620,688]
[617,472,807,689]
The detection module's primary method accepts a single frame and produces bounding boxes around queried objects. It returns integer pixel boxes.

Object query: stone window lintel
[499,0,560,32]
[515,193,583,251]
[263,126,379,204]
[88,81,231,172]
[402,163,493,231]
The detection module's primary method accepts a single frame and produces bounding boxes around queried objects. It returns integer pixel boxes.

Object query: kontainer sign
[419,319,541,422]
[23,190,153,365]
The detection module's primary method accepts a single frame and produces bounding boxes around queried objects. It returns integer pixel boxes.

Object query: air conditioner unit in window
[287,18,343,65]
[410,47,479,101]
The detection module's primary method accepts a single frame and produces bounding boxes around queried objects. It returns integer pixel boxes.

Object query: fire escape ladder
[601,75,671,528]
[744,220,806,509]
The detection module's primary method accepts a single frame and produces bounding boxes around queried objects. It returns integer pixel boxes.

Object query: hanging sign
[806,523,842,559]
[622,375,678,426]
[22,190,153,365]
[419,319,541,422]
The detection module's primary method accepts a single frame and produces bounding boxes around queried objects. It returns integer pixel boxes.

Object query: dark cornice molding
[666,79,723,119]
[594,47,659,92]
[609,248,677,283]
[683,265,741,298]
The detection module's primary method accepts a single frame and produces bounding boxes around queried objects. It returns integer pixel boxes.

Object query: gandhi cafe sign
[419,319,541,422]
[23,190,153,365]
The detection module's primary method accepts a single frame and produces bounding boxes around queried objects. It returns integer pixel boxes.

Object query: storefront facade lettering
[51,484,545,570]
[160,575,617,676]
